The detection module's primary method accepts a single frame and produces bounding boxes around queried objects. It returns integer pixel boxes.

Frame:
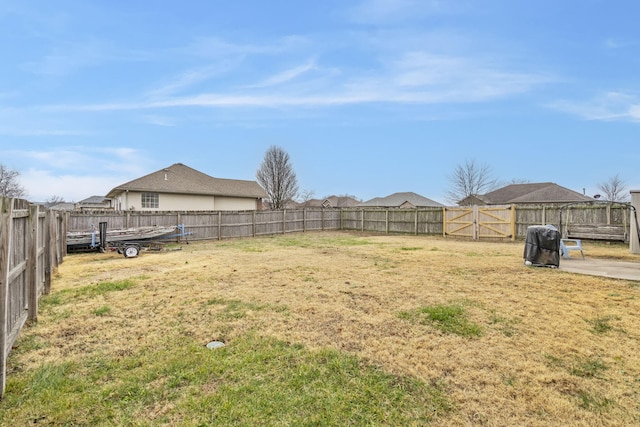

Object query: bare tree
[335,193,361,201]
[446,159,498,204]
[46,195,65,205]
[297,189,316,207]
[256,146,299,209]
[0,164,27,198]
[597,174,629,202]
[501,178,531,185]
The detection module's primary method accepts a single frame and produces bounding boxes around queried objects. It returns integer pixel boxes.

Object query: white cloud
[146,64,237,98]
[627,104,640,120]
[20,149,96,170]
[3,146,154,201]
[39,50,549,112]
[603,38,639,50]
[21,169,123,202]
[139,114,177,127]
[244,60,317,88]
[549,92,640,122]
[17,21,549,120]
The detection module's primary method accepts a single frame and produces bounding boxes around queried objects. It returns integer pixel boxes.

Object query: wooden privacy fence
[0,197,66,398]
[68,203,631,242]
[69,209,343,240]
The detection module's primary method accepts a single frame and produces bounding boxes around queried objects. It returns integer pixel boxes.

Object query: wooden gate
[444,205,515,240]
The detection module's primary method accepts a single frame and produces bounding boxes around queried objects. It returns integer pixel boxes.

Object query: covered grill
[523,225,560,267]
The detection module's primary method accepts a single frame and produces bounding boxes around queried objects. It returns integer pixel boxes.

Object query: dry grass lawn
[4,232,640,426]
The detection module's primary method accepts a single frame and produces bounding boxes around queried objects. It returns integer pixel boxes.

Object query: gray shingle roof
[106,163,266,199]
[79,195,109,204]
[358,192,444,208]
[479,182,593,204]
[306,196,361,208]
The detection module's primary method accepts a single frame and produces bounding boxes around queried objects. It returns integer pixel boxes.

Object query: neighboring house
[358,192,444,209]
[76,196,113,211]
[458,182,594,206]
[106,163,266,211]
[47,202,76,211]
[303,195,361,208]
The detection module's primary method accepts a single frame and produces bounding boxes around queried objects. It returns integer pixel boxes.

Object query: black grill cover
[523,225,560,267]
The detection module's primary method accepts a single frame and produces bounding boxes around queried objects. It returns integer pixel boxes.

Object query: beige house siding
[114,191,258,211]
[214,197,259,211]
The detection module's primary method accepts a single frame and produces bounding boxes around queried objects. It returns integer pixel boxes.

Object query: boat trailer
[71,222,191,257]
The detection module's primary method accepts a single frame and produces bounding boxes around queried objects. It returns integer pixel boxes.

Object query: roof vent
[164,173,168,181]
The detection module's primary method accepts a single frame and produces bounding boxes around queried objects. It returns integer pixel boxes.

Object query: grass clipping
[3,233,640,426]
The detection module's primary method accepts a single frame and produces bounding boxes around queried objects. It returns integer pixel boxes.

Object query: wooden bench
[560,239,584,259]
[566,224,626,242]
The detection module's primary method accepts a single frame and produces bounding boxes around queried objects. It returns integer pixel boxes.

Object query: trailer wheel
[123,245,140,258]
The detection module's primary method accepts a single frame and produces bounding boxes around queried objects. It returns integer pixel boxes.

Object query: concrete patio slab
[558,257,640,281]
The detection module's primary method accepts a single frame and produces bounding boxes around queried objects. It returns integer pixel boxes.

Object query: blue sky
[1,0,639,204]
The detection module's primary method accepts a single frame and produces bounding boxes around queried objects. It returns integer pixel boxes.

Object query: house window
[141,192,159,209]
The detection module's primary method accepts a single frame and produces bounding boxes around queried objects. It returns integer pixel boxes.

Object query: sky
[1,0,639,204]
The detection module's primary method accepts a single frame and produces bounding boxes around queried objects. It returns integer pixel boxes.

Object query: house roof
[78,195,110,204]
[106,163,266,199]
[305,195,360,208]
[466,182,593,205]
[358,192,444,208]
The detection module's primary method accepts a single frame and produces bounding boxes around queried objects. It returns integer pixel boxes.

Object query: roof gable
[359,192,444,208]
[106,163,266,198]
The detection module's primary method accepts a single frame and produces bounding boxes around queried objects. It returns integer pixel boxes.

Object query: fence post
[61,213,68,259]
[44,210,53,295]
[218,212,222,240]
[282,210,286,234]
[385,209,389,234]
[442,207,447,237]
[0,197,14,398]
[253,210,256,237]
[473,205,479,240]
[511,204,516,241]
[27,204,38,321]
[415,209,418,235]
[631,191,640,254]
